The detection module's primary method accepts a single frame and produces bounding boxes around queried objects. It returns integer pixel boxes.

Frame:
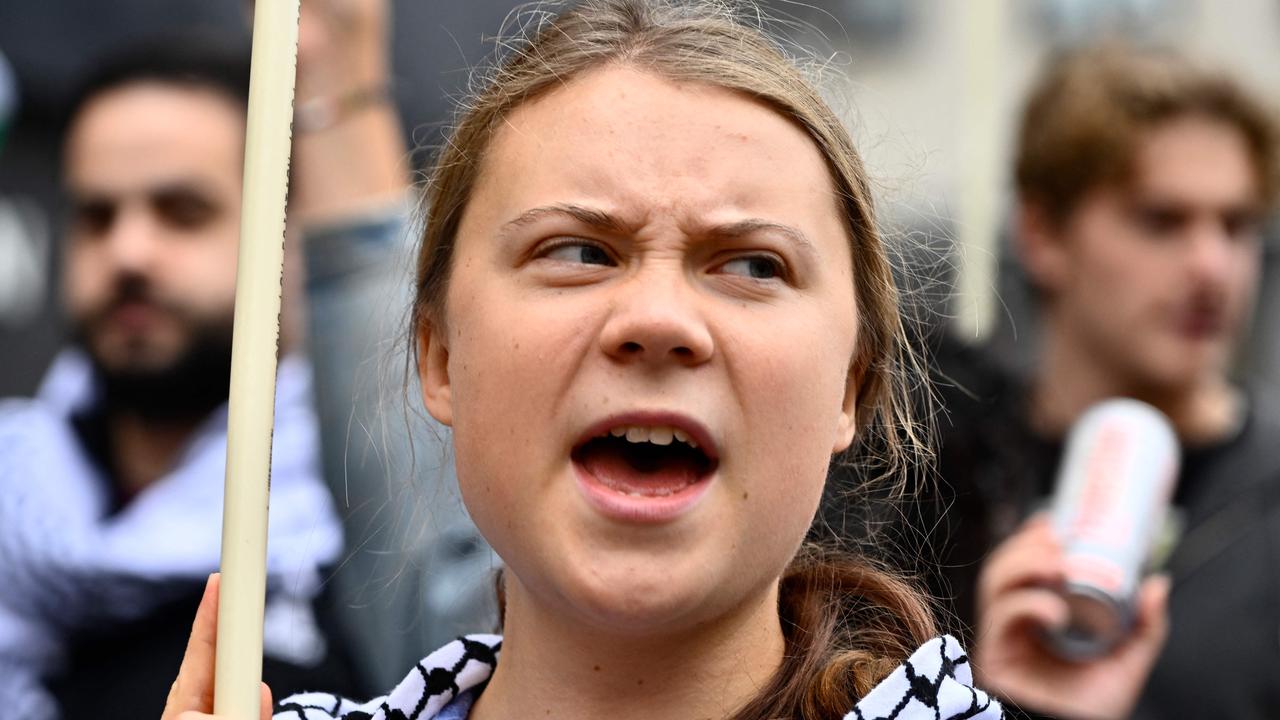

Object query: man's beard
[75,281,235,423]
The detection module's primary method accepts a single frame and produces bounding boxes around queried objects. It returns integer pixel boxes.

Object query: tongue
[578,442,702,497]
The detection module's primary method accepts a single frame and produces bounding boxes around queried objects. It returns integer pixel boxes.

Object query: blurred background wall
[1,0,1277,394]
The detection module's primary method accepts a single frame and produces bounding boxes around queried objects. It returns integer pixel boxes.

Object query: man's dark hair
[63,35,250,133]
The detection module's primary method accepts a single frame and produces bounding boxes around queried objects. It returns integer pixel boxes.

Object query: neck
[471,577,785,720]
[1033,321,1242,445]
[108,411,202,499]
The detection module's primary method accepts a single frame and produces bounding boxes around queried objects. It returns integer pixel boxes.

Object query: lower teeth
[620,483,691,498]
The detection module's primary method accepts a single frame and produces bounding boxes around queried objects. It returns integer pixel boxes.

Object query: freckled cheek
[729,327,850,512]
[730,414,827,572]
[447,296,590,490]
[449,344,539,545]
[450,319,594,561]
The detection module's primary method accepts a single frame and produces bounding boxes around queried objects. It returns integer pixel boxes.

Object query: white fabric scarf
[0,350,343,720]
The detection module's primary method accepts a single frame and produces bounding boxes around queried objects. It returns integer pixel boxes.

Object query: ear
[832,362,862,454]
[416,320,454,427]
[1016,199,1070,295]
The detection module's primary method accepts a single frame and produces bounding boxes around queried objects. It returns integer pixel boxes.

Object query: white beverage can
[1046,398,1179,660]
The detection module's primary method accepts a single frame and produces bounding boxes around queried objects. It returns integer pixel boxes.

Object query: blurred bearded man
[0,41,352,719]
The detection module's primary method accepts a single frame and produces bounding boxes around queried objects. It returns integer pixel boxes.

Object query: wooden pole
[215,1,300,718]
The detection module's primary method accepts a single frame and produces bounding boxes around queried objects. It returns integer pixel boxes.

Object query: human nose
[1184,222,1239,288]
[598,270,714,367]
[101,206,160,274]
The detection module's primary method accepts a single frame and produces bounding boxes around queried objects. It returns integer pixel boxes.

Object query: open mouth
[572,423,717,498]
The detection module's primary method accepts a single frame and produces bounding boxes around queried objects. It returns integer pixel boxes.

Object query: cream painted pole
[214,1,300,718]
[956,0,1006,341]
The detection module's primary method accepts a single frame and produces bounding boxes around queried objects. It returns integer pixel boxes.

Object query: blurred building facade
[1,0,1276,388]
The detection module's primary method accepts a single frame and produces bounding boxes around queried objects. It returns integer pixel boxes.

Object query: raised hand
[160,574,274,720]
[297,0,390,99]
[972,517,1170,720]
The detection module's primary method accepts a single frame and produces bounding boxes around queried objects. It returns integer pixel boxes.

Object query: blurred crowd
[0,1,1276,719]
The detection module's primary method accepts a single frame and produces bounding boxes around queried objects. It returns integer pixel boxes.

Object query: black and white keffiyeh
[276,634,1001,720]
[847,635,1001,719]
[0,350,343,720]
[277,634,502,720]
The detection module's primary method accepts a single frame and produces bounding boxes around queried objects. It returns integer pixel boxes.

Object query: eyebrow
[67,179,221,204]
[500,204,818,256]
[500,203,633,238]
[709,218,819,258]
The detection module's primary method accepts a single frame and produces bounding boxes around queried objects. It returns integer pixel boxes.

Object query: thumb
[162,573,221,719]
[1130,574,1171,656]
[261,681,274,720]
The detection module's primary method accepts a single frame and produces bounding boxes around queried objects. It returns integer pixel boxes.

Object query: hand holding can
[1046,398,1179,660]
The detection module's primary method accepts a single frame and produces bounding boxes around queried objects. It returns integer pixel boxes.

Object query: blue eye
[720,255,784,280]
[543,242,614,266]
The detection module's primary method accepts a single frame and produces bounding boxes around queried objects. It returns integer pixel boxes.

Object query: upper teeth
[608,425,697,448]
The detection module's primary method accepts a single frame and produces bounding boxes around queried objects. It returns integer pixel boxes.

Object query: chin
[94,337,181,371]
[536,543,736,636]
[573,577,720,636]
[1131,356,1219,396]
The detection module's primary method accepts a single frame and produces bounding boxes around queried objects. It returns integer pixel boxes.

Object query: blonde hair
[411,1,935,715]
